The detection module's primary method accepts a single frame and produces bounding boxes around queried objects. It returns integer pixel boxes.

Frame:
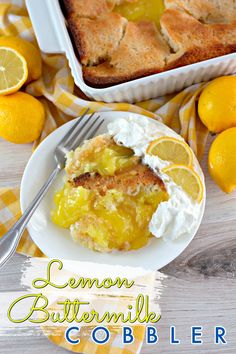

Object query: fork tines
[69,115,104,151]
[58,109,104,152]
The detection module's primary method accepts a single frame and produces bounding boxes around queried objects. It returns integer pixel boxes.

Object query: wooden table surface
[0,135,236,354]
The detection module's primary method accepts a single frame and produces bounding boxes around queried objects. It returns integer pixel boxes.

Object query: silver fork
[0,109,104,270]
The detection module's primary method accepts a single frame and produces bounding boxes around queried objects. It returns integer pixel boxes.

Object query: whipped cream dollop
[108,116,204,242]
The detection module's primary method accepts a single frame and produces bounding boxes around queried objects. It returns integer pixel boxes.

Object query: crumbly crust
[72,164,166,195]
[83,63,165,87]
[63,0,137,18]
[83,21,170,86]
[63,0,116,18]
[164,0,236,23]
[161,9,236,69]
[68,13,127,66]
[66,135,114,179]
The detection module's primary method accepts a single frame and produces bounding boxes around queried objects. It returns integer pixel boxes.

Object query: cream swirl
[108,115,204,241]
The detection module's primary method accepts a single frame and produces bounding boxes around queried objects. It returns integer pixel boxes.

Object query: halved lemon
[162,164,204,203]
[0,47,28,95]
[147,137,193,166]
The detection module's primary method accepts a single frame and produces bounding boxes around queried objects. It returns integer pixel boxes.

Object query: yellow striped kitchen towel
[0,188,44,257]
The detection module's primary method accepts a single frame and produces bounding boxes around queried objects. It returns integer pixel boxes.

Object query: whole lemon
[208,127,236,193]
[198,76,236,133]
[0,36,42,83]
[0,92,45,144]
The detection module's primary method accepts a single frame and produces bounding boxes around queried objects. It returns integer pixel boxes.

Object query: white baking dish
[26,0,236,103]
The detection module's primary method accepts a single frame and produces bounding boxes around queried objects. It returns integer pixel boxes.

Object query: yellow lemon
[198,76,236,133]
[147,136,193,166]
[0,47,28,95]
[208,127,236,193]
[0,36,42,83]
[0,92,45,144]
[162,164,204,203]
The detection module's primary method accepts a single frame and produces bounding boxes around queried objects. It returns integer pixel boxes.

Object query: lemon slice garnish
[162,164,204,203]
[0,47,28,95]
[147,136,193,166]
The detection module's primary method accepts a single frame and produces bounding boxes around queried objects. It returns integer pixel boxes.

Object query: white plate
[20,112,205,270]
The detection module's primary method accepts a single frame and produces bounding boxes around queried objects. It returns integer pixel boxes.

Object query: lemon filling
[67,142,138,177]
[52,184,168,251]
[114,0,165,28]
[51,139,169,252]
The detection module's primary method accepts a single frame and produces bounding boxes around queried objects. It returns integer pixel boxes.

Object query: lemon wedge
[162,164,203,203]
[0,47,28,95]
[147,136,193,166]
[0,36,42,83]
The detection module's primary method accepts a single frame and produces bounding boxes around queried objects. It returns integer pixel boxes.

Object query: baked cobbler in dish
[62,0,236,86]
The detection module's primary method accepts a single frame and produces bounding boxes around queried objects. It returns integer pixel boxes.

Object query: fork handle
[0,166,61,270]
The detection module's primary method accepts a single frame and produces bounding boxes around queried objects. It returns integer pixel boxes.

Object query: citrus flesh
[0,47,28,95]
[162,164,204,203]
[147,136,193,166]
[0,36,42,83]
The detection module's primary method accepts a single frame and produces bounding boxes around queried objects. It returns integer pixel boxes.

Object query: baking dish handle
[26,0,63,53]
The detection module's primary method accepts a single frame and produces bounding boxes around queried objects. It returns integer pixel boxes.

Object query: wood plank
[0,139,32,188]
